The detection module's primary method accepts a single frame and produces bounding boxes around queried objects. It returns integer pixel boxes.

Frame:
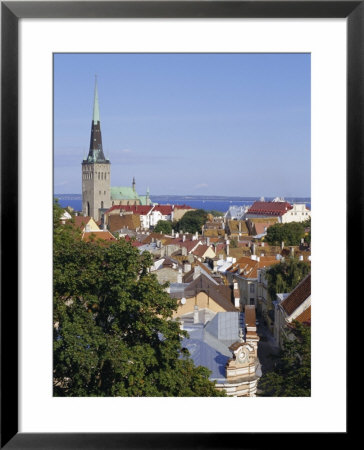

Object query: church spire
[93,75,100,124]
[86,77,108,163]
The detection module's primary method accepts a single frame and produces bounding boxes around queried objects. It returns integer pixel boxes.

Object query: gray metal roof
[181,312,242,381]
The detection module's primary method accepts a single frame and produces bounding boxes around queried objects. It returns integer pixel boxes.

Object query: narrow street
[256,318,280,375]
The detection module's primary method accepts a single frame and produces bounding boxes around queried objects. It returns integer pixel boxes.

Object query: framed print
[1,1,356,448]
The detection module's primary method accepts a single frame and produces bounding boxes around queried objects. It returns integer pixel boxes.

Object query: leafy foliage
[53,202,225,397]
[265,222,306,246]
[174,209,208,234]
[154,220,172,235]
[258,321,311,396]
[265,258,310,301]
[205,210,224,217]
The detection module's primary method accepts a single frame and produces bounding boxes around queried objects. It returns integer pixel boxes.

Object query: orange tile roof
[295,306,311,324]
[108,214,141,232]
[281,274,311,316]
[82,231,116,243]
[226,255,280,279]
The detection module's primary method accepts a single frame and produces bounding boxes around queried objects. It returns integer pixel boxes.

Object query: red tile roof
[153,205,173,215]
[248,201,292,216]
[105,205,152,215]
[73,216,93,229]
[281,274,311,316]
[192,244,213,258]
[173,204,193,210]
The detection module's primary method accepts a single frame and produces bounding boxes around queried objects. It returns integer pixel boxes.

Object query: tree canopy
[258,321,311,396]
[53,201,225,397]
[265,258,310,301]
[265,222,306,246]
[174,209,208,234]
[154,220,172,235]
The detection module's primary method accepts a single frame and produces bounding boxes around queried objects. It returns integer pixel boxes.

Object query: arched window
[87,202,90,217]
[101,201,104,209]
[98,173,100,180]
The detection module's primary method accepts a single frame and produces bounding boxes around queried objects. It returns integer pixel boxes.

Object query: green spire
[93,75,100,124]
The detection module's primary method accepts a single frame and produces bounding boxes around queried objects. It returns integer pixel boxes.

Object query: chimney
[299,255,304,261]
[193,305,199,324]
[177,269,182,283]
[206,237,210,246]
[180,229,183,235]
[252,243,256,255]
[281,241,285,250]
[213,260,218,272]
[184,263,192,273]
[226,239,230,256]
[238,222,241,232]
[175,232,179,238]
[290,246,295,257]
[172,229,175,237]
[193,266,201,280]
[182,235,186,242]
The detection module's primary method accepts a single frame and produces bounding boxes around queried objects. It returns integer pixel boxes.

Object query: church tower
[82,78,111,220]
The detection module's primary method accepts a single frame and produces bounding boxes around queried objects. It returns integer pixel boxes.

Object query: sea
[55,194,311,214]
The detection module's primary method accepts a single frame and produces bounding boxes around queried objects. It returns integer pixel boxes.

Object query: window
[250,284,255,293]
[250,298,255,305]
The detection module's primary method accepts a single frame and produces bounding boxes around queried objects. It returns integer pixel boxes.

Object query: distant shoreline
[55,194,311,214]
[55,194,311,201]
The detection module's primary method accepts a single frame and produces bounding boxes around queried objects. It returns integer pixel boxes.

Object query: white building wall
[281,204,311,223]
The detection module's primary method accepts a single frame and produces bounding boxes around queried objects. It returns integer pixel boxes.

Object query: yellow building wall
[86,217,101,231]
[173,292,228,318]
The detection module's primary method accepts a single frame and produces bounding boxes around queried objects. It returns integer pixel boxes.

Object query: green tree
[205,210,224,217]
[265,222,305,246]
[175,209,208,234]
[258,321,311,396]
[302,218,311,245]
[265,259,310,301]
[53,203,225,397]
[154,220,172,235]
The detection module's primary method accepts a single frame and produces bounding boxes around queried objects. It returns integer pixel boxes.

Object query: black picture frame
[1,1,355,448]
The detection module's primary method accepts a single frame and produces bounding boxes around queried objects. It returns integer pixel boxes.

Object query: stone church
[82,80,150,220]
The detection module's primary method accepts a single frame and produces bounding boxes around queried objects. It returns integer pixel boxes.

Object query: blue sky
[54,53,310,197]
